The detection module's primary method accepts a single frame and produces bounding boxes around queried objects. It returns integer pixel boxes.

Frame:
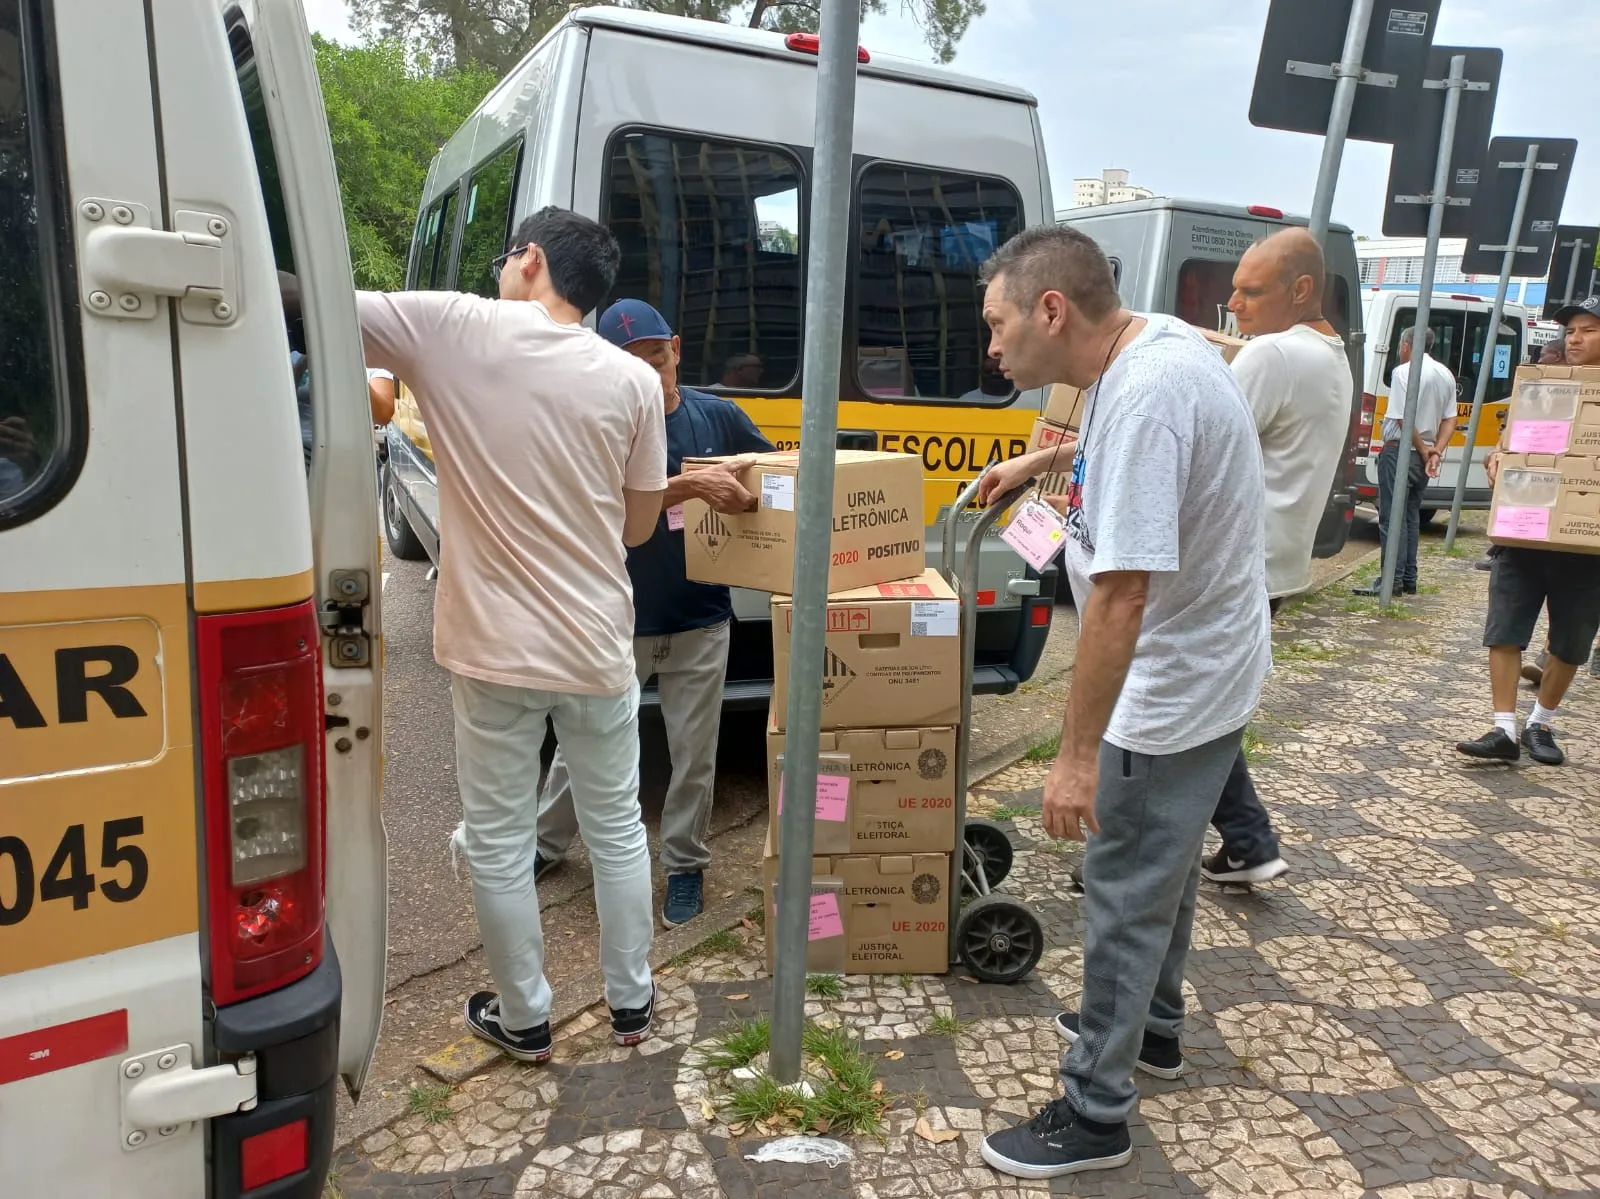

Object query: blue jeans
[1377,442,1428,588]
[451,673,654,1030]
[1210,747,1281,864]
[1062,729,1244,1124]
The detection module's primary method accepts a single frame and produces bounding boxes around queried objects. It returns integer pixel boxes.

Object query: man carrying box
[972,226,1270,1181]
[1458,294,1600,766]
[536,300,773,927]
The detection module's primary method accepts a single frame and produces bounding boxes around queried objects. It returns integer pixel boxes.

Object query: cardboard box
[1488,453,1600,554]
[770,569,961,730]
[1504,365,1600,457]
[1027,417,1074,455]
[762,838,950,975]
[1024,418,1075,495]
[682,450,924,594]
[1044,384,1086,430]
[1202,328,1249,363]
[767,718,958,854]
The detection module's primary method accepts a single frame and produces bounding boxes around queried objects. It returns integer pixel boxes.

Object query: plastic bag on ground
[743,1136,854,1168]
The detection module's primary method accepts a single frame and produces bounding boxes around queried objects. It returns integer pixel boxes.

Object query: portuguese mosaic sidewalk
[330,536,1600,1199]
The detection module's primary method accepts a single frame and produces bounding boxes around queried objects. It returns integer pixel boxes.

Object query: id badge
[666,504,685,531]
[1001,495,1068,571]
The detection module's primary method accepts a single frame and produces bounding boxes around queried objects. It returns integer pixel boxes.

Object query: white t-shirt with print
[1060,314,1272,756]
[1232,325,1353,598]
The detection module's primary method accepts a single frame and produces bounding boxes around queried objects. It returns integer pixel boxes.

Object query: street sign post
[1543,225,1600,320]
[769,0,862,1085]
[1377,53,1467,608]
[1381,46,1501,239]
[1446,138,1577,550]
[1250,0,1442,243]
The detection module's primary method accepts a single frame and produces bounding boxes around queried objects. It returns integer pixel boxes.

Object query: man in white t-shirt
[973,226,1270,1181]
[1197,229,1352,887]
[1354,328,1456,596]
[356,207,668,1064]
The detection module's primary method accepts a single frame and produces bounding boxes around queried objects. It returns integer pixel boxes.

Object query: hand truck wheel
[960,818,1015,896]
[956,893,1044,984]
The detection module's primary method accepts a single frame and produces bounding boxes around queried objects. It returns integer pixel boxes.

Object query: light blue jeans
[451,673,653,1030]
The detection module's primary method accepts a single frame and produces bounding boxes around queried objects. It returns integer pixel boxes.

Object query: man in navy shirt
[536,300,773,926]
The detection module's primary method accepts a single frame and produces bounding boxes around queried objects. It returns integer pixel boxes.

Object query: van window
[1384,307,1521,408]
[1326,276,1352,339]
[233,30,294,275]
[854,165,1022,401]
[453,140,522,298]
[0,0,86,523]
[1175,259,1237,331]
[602,131,804,391]
[412,192,456,290]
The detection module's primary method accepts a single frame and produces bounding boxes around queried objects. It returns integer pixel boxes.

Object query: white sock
[1494,712,1518,738]
[1529,702,1558,729]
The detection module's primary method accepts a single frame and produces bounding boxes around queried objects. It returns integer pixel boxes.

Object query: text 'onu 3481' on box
[680,450,924,594]
[769,569,961,731]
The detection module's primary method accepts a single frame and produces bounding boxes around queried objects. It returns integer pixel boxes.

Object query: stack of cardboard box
[1488,365,1600,553]
[680,450,958,974]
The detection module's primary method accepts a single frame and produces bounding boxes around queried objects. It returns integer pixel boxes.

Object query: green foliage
[312,36,495,288]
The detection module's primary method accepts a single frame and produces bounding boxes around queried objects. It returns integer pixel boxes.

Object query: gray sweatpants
[1061,727,1244,1124]
[538,620,730,874]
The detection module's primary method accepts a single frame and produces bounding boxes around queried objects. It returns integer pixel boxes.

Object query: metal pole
[1308,0,1376,244]
[770,0,861,1085]
[1561,236,1585,306]
[1378,53,1466,607]
[1445,143,1540,551]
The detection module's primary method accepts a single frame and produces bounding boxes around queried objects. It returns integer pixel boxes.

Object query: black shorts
[1483,547,1600,663]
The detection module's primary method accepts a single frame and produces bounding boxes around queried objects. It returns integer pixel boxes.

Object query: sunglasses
[491,244,532,279]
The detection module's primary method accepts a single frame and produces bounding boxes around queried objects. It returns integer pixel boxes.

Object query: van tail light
[197,601,325,1007]
[784,31,870,62]
[1247,205,1284,219]
[240,1119,309,1190]
[1030,603,1052,628]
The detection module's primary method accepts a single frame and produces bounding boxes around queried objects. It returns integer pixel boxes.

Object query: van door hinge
[320,568,372,668]
[119,1044,257,1151]
[77,198,237,325]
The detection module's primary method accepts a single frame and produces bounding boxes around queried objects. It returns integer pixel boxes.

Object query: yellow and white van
[383,6,1061,709]
[1,2,385,1195]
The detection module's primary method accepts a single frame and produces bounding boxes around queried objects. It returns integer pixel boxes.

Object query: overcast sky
[302,0,1598,239]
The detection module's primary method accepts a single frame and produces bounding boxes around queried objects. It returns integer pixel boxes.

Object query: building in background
[1356,236,1547,310]
[1068,168,1154,209]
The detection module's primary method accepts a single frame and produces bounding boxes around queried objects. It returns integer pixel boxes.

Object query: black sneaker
[1456,728,1520,762]
[1473,558,1493,572]
[610,985,657,1047]
[1521,723,1565,766]
[533,851,560,885]
[661,871,704,928]
[1054,1011,1183,1079]
[1069,863,1085,892]
[1400,582,1418,596]
[980,1097,1132,1180]
[1200,847,1288,885]
[1351,582,1381,597]
[464,992,552,1063]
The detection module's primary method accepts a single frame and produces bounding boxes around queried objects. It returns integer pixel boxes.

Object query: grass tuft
[406,1081,455,1125]
[720,1022,891,1137]
[1023,733,1061,762]
[987,804,1037,821]
[806,973,845,1000]
[930,1012,968,1039]
[1274,641,1342,665]
[695,1017,771,1071]
[670,927,744,966]
[1242,727,1269,763]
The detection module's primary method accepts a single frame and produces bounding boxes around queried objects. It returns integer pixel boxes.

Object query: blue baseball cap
[598,299,674,348]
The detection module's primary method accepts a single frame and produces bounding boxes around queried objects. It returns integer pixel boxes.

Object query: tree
[313,36,497,288]
[346,0,985,74]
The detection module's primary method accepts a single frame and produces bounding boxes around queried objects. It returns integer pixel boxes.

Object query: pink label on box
[666,505,685,531]
[814,774,849,822]
[1001,497,1068,571]
[808,892,844,941]
[1508,420,1573,454]
[1491,505,1550,540]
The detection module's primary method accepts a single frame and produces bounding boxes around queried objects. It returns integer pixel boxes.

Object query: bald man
[1200,228,1352,885]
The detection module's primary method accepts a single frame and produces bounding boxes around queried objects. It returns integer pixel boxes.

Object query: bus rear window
[1175,259,1238,331]
[854,165,1021,402]
[0,0,85,525]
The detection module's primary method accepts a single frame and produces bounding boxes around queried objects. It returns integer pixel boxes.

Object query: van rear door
[1,1,210,1193]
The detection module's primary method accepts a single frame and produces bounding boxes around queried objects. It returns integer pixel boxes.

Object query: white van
[1,2,386,1195]
[383,6,1063,708]
[1057,197,1366,557]
[1358,290,1527,518]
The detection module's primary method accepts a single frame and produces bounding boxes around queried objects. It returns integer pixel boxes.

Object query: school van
[383,5,1060,708]
[1358,290,1527,518]
[1,2,386,1195]
[1057,197,1366,558]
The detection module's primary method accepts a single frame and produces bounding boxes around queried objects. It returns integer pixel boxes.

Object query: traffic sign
[1460,138,1578,277]
[1381,45,1501,238]
[1543,224,1600,320]
[1250,1,1441,140]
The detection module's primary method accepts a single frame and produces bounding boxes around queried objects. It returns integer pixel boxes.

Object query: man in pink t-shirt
[357,207,668,1063]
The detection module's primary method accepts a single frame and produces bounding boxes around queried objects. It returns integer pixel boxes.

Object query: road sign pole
[1308,0,1376,244]
[1562,238,1586,306]
[1445,143,1540,551]
[1379,53,1466,607]
[769,0,861,1086]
